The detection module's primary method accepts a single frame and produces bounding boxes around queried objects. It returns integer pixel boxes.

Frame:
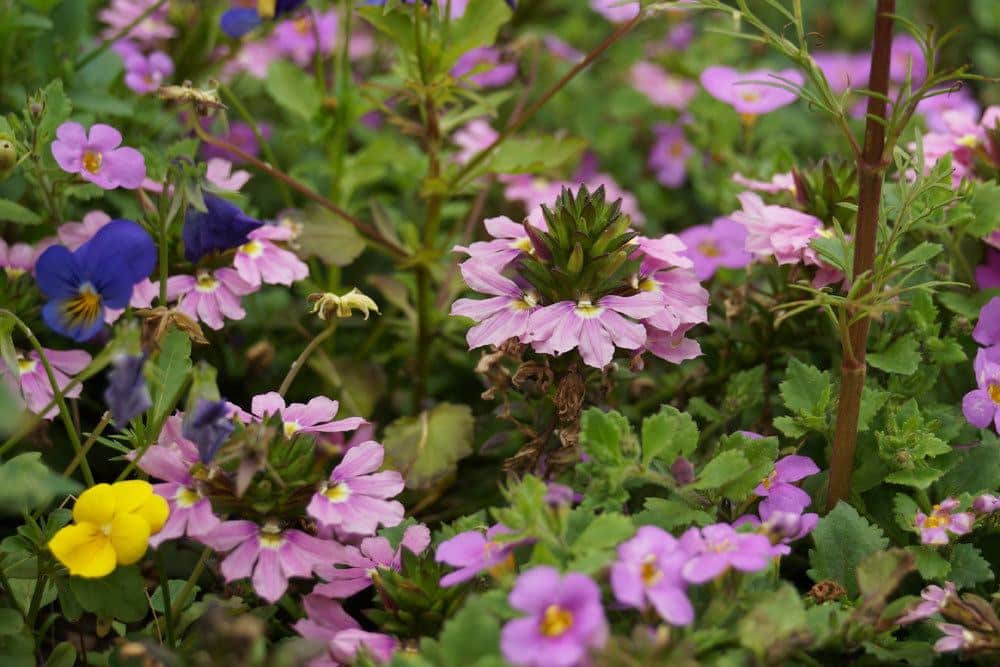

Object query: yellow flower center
[988,384,1000,405]
[540,605,574,637]
[195,274,218,292]
[637,276,659,293]
[670,141,686,157]
[575,299,604,319]
[510,292,538,311]
[259,531,284,549]
[294,16,312,34]
[283,420,301,438]
[324,482,352,503]
[176,487,200,508]
[957,134,980,149]
[922,515,945,529]
[63,283,103,326]
[640,554,662,586]
[240,240,264,258]
[761,470,776,490]
[17,358,37,375]
[697,241,720,257]
[511,237,533,253]
[740,90,761,102]
[82,150,103,174]
[4,267,25,279]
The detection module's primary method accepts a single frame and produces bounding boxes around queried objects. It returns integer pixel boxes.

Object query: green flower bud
[0,135,16,173]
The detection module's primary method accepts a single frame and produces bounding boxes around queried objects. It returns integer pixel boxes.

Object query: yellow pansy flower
[48,481,169,579]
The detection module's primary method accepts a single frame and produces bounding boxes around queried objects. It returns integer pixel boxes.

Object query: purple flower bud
[103,354,151,428]
[545,482,581,507]
[184,398,235,463]
[973,494,1000,514]
[669,457,695,486]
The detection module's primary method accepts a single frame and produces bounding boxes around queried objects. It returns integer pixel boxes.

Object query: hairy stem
[827,0,895,511]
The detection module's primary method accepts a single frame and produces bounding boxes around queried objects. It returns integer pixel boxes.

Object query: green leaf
[640,405,698,467]
[857,383,889,432]
[966,180,1000,237]
[291,205,366,267]
[0,609,22,635]
[43,642,76,667]
[0,453,81,514]
[779,358,831,414]
[265,60,321,121]
[808,502,889,597]
[855,548,915,613]
[691,450,750,491]
[715,433,779,501]
[737,585,808,661]
[383,403,474,490]
[908,546,950,581]
[442,0,513,69]
[37,79,71,143]
[580,408,634,465]
[569,513,635,573]
[149,328,192,425]
[357,6,416,55]
[631,497,715,531]
[936,442,1000,496]
[68,565,149,623]
[948,543,994,589]
[484,136,587,176]
[0,200,41,225]
[884,467,945,489]
[868,335,921,375]
[896,242,942,266]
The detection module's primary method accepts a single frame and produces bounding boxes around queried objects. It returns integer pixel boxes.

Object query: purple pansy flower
[679,523,778,583]
[306,441,404,536]
[51,122,146,190]
[700,66,804,117]
[182,192,263,263]
[182,398,236,463]
[610,526,693,626]
[962,346,1000,431]
[500,566,608,667]
[436,524,519,586]
[916,499,973,546]
[315,524,431,598]
[678,217,752,281]
[199,520,344,604]
[754,455,820,516]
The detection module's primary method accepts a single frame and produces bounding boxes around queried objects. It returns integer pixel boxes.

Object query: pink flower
[200,520,344,604]
[452,47,517,88]
[731,191,822,265]
[2,349,90,419]
[918,86,981,133]
[813,51,870,93]
[590,0,640,22]
[643,324,702,364]
[0,239,39,279]
[611,526,693,626]
[436,524,519,586]
[731,171,796,195]
[51,122,146,190]
[233,225,308,287]
[99,0,175,44]
[57,211,112,250]
[677,217,752,281]
[103,277,159,324]
[634,234,694,273]
[295,594,398,666]
[315,524,430,598]
[898,582,957,625]
[454,216,539,269]
[452,119,499,164]
[167,268,256,330]
[916,499,974,546]
[630,62,697,109]
[700,66,804,116]
[206,158,252,191]
[450,262,539,350]
[648,123,693,188]
[224,41,281,80]
[543,35,584,63]
[889,34,927,84]
[123,51,174,94]
[526,292,662,369]
[637,267,709,334]
[961,346,1000,432]
[250,392,366,439]
[679,523,779,583]
[132,415,221,547]
[934,623,976,654]
[272,12,337,66]
[306,441,405,535]
[755,455,819,516]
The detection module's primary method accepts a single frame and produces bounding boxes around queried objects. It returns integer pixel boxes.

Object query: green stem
[0,311,92,485]
[25,572,47,628]
[75,0,169,70]
[170,547,210,618]
[278,322,338,397]
[217,82,293,208]
[117,374,191,482]
[155,550,175,648]
[63,412,111,478]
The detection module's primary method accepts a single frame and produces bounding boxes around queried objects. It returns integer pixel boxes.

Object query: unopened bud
[0,135,16,173]
[307,288,380,321]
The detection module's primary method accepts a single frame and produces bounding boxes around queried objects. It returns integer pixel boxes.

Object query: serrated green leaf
[737,584,807,660]
[640,405,698,467]
[780,358,831,414]
[908,546,951,581]
[631,497,715,530]
[949,543,994,589]
[868,335,921,375]
[808,503,889,597]
[580,408,633,465]
[691,450,750,491]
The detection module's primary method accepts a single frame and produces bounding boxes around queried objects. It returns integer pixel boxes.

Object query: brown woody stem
[827,0,895,510]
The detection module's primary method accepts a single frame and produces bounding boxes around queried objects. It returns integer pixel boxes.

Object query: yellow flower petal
[110,480,154,515]
[110,513,151,566]
[48,523,117,578]
[136,493,169,535]
[72,484,116,526]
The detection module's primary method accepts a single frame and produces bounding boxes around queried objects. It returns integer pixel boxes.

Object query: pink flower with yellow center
[2,348,90,419]
[233,224,308,287]
[916,499,974,546]
[51,122,146,190]
[167,268,256,330]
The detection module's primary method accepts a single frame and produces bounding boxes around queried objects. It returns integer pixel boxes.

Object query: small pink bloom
[731,171,796,195]
[590,0,640,22]
[898,582,957,625]
[2,349,90,419]
[700,66,804,116]
[0,239,40,279]
[200,520,345,604]
[630,62,697,109]
[731,191,822,265]
[451,47,517,88]
[315,524,430,598]
[934,623,975,654]
[452,119,499,165]
[451,262,539,350]
[678,217,752,281]
[453,216,540,269]
[643,324,702,364]
[99,0,175,44]
[679,523,779,583]
[57,211,112,250]
[206,158,252,191]
[167,268,256,330]
[611,526,693,626]
[307,441,405,536]
[234,225,308,287]
[272,11,337,67]
[648,123,693,188]
[436,524,520,586]
[755,455,819,516]
[916,499,974,546]
[51,122,146,190]
[104,277,159,324]
[250,391,366,439]
[813,51,870,93]
[124,51,174,94]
